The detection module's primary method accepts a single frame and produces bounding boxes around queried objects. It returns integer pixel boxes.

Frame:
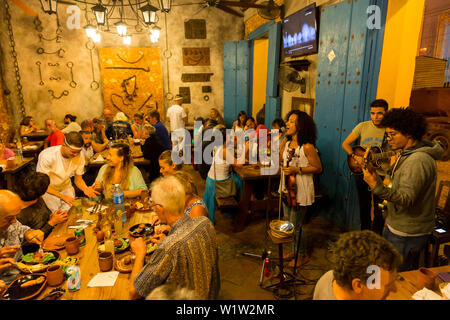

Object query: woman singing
[280,110,322,267]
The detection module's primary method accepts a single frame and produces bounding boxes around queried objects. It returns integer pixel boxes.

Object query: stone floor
[182,160,450,300]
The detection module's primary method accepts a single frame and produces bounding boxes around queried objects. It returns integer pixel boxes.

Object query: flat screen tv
[282,3,318,57]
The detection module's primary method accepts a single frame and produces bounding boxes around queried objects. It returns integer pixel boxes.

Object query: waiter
[37,131,99,212]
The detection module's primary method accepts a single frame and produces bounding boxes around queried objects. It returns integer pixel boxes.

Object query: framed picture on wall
[291,97,315,117]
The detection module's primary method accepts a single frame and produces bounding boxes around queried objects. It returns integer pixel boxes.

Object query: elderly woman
[19,116,40,136]
[94,143,148,199]
[172,171,208,218]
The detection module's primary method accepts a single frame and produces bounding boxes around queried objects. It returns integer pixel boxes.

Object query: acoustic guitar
[347,145,398,175]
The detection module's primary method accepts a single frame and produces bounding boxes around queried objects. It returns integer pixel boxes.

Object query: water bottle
[112,184,126,224]
[66,265,81,291]
[16,139,23,161]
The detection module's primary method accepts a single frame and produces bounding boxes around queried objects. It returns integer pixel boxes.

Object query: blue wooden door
[224,41,251,128]
[314,0,387,230]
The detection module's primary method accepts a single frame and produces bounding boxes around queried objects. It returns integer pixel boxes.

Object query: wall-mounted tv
[282,3,318,57]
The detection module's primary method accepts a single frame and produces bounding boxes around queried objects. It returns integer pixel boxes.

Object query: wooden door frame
[248,20,282,128]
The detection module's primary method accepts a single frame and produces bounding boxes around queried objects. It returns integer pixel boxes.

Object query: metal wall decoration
[36,61,44,86]
[181,73,214,82]
[86,40,100,90]
[202,86,212,93]
[48,89,69,99]
[99,48,164,120]
[66,62,77,88]
[182,47,210,66]
[184,19,207,39]
[178,87,191,104]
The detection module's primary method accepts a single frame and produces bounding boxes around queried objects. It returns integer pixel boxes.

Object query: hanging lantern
[115,21,128,37]
[122,34,132,45]
[140,3,159,25]
[84,24,97,38]
[149,25,161,43]
[40,0,58,14]
[92,2,107,26]
[159,0,172,13]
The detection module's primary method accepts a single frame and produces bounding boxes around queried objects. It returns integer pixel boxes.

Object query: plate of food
[146,242,158,255]
[129,223,154,238]
[114,253,135,273]
[42,234,72,251]
[1,274,47,300]
[17,251,59,274]
[97,238,130,254]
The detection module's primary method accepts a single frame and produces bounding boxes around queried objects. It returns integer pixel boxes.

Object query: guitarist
[342,99,388,234]
[362,108,444,271]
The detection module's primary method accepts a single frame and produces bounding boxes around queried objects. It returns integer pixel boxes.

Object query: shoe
[287,256,310,268]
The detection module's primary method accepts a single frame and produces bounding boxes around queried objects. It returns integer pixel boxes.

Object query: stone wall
[0,1,244,132]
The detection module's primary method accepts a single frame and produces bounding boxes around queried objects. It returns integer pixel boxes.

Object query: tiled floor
[184,160,450,300]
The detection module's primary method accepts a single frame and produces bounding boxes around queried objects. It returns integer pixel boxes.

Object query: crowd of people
[0,95,445,300]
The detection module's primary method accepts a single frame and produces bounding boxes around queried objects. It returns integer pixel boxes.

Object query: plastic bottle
[264,258,270,277]
[16,139,23,161]
[112,184,126,225]
[66,265,81,291]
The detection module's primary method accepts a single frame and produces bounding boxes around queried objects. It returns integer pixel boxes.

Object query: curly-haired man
[314,230,402,300]
[363,108,444,271]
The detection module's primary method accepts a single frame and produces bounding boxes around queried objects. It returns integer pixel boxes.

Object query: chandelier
[39,0,169,45]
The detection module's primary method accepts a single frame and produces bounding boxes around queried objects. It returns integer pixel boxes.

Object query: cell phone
[435,228,447,233]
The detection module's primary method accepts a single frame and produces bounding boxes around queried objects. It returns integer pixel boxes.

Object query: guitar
[347,145,399,175]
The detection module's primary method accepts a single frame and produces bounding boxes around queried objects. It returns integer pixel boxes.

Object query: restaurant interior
[0,0,449,301]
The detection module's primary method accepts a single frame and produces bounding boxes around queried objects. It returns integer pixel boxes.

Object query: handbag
[213,147,237,199]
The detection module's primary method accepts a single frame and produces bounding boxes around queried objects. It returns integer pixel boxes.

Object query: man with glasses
[129,176,219,300]
[342,99,389,234]
[37,131,99,212]
[363,108,444,271]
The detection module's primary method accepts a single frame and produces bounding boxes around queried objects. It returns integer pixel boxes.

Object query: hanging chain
[4,0,26,119]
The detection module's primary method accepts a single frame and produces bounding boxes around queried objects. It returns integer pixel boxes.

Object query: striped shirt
[134,215,220,299]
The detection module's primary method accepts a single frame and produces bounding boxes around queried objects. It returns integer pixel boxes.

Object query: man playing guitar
[362,108,444,271]
[342,99,388,234]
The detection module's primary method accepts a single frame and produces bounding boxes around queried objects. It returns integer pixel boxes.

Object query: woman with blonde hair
[172,171,208,218]
[94,143,148,198]
[158,150,182,177]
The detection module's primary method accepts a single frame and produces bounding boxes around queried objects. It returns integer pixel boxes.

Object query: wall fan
[278,65,306,93]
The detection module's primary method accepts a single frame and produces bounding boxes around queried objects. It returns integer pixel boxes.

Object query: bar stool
[262,230,306,299]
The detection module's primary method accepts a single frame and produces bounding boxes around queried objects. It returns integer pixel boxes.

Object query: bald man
[44,119,65,149]
[0,190,44,284]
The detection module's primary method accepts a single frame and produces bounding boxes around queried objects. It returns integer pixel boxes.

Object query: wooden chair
[428,180,450,267]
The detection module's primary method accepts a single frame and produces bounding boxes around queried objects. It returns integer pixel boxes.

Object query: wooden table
[0,157,34,190]
[21,130,49,142]
[11,141,44,161]
[34,200,157,300]
[387,265,450,300]
[232,164,280,232]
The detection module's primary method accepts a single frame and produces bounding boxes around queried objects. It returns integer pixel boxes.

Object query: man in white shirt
[37,132,99,212]
[166,95,187,133]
